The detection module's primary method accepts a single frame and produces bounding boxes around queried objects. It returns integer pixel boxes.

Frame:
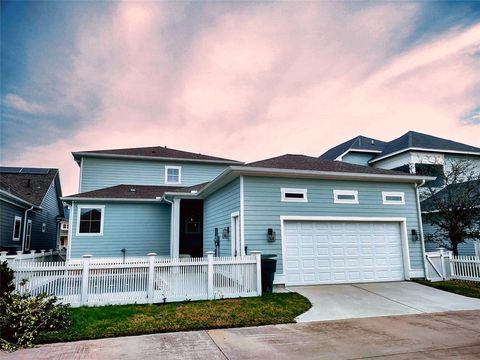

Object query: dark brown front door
[179,199,203,257]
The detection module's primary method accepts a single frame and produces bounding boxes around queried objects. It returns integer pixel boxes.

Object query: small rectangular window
[281,188,308,202]
[382,192,405,205]
[12,216,22,241]
[334,190,359,204]
[165,166,181,184]
[77,205,104,235]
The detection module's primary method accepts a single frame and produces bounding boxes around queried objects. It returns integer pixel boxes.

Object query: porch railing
[8,251,262,307]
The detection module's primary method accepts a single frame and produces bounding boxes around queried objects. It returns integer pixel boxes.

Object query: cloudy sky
[1,1,480,195]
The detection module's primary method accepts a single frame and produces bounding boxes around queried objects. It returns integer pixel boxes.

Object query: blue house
[0,167,64,254]
[63,146,434,286]
[321,131,480,256]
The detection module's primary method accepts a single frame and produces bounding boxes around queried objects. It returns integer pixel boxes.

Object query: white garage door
[284,221,405,285]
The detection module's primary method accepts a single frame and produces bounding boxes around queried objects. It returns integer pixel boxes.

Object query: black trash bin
[261,254,277,293]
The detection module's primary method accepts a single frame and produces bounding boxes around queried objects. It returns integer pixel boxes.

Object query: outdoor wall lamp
[267,228,276,242]
[411,229,419,242]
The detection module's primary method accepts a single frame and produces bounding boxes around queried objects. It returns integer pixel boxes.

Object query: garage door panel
[284,221,404,285]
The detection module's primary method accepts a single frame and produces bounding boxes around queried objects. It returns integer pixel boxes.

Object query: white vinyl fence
[7,251,262,307]
[0,249,59,263]
[425,249,480,282]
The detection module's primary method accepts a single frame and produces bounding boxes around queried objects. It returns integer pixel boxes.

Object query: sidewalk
[4,310,480,360]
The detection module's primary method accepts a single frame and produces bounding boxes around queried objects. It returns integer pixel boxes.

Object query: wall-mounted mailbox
[267,228,276,242]
[222,227,230,239]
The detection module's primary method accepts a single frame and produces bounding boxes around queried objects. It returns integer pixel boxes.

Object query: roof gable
[73,146,243,164]
[319,136,386,160]
[370,131,480,163]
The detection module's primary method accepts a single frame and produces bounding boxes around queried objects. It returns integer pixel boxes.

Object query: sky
[1,1,480,196]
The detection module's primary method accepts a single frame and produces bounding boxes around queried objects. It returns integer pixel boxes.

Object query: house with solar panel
[320,131,480,256]
[0,167,64,254]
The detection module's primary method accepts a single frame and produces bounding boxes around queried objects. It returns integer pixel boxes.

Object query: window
[41,223,46,232]
[61,223,69,230]
[25,220,32,250]
[12,216,22,241]
[185,213,201,234]
[76,205,104,236]
[415,163,445,187]
[165,166,181,184]
[281,188,308,202]
[333,190,359,204]
[382,192,405,205]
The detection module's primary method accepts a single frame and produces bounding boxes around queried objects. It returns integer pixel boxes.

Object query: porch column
[170,198,181,258]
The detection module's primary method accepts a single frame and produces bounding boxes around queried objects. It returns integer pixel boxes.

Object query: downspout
[21,206,34,252]
[161,195,175,258]
[415,179,427,278]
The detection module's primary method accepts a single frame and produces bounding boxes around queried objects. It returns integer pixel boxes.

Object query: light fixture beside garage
[411,229,419,242]
[267,228,276,242]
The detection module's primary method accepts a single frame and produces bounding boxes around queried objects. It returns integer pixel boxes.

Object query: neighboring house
[59,205,69,250]
[320,131,480,256]
[0,167,64,254]
[62,146,433,286]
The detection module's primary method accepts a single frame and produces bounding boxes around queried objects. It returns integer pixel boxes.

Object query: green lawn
[38,292,311,344]
[414,279,480,298]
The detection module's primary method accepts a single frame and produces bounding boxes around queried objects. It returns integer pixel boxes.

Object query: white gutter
[369,147,480,164]
[21,206,34,252]
[61,197,161,203]
[414,179,428,278]
[0,189,38,209]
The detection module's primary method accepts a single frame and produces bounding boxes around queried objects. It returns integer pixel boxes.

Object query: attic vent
[129,188,136,192]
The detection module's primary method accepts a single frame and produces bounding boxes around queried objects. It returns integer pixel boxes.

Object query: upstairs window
[382,192,405,205]
[334,190,359,204]
[415,163,445,187]
[281,188,308,202]
[12,216,22,241]
[77,205,104,235]
[165,166,181,184]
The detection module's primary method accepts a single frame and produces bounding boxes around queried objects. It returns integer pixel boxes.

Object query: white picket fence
[425,249,480,282]
[0,249,59,262]
[8,251,262,307]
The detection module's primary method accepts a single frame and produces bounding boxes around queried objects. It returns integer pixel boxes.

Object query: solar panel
[20,168,50,174]
[0,167,49,174]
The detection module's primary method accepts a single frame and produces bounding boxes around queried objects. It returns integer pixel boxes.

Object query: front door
[179,199,204,257]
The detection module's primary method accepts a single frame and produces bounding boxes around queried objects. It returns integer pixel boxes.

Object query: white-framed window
[333,190,359,204]
[281,188,308,202]
[41,223,46,232]
[76,205,105,236]
[12,216,22,241]
[25,220,32,250]
[165,166,181,184]
[61,223,69,230]
[382,192,405,205]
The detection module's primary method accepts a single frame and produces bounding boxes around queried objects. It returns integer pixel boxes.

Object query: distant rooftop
[319,136,387,160]
[0,167,59,206]
[73,146,243,164]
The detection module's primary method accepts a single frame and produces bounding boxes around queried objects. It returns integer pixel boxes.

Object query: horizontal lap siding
[203,178,240,256]
[243,176,423,274]
[70,202,171,258]
[81,157,228,192]
[0,200,25,251]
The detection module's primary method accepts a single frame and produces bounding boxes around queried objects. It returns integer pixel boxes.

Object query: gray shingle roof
[73,146,242,164]
[370,131,480,163]
[319,136,387,160]
[246,154,413,176]
[64,183,209,200]
[0,167,59,206]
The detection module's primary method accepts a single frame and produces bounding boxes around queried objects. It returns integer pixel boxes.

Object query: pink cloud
[6,2,480,195]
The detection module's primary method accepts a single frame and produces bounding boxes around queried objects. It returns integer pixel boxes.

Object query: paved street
[3,310,480,360]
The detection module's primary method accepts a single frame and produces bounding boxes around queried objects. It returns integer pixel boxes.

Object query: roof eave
[72,151,243,165]
[0,189,41,209]
[369,147,480,164]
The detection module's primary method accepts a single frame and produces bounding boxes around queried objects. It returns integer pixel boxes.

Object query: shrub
[0,260,15,297]
[0,263,71,351]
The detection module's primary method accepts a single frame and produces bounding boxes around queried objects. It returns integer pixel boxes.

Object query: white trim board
[240,176,245,255]
[279,216,412,285]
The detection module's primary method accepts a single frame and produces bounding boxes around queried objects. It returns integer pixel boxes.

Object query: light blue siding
[69,202,171,258]
[0,200,25,252]
[242,176,423,274]
[80,157,228,192]
[29,179,62,251]
[342,152,376,166]
[203,178,240,256]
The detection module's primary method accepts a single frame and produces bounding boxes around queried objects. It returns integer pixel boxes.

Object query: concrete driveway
[290,281,480,322]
